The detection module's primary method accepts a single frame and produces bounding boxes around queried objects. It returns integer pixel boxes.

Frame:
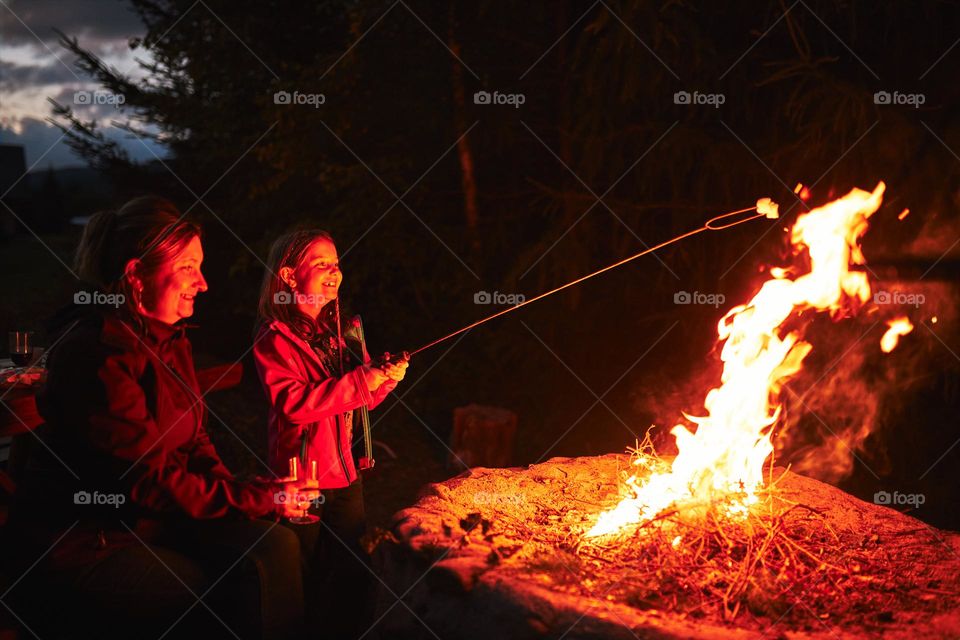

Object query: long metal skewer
[405,204,773,358]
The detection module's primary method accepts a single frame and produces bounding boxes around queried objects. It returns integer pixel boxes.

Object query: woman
[253,229,407,636]
[4,196,314,639]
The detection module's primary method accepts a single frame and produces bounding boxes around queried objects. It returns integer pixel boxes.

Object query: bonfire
[589,182,886,538]
[373,183,960,639]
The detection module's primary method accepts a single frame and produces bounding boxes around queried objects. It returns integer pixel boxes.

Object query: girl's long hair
[74,195,201,333]
[257,229,339,343]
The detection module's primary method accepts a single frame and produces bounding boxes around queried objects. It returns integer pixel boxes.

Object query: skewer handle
[373,351,410,368]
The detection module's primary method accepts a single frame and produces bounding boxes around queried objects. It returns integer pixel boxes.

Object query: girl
[4,196,315,639]
[254,229,407,635]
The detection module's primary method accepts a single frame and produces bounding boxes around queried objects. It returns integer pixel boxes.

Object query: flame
[587,183,886,537]
[880,317,913,353]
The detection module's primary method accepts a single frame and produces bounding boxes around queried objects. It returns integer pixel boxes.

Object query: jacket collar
[263,319,330,373]
[142,315,190,346]
[100,310,192,354]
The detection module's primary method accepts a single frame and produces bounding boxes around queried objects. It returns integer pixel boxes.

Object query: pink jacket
[253,319,396,489]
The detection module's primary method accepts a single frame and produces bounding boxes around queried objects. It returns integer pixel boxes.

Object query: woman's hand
[272,477,321,519]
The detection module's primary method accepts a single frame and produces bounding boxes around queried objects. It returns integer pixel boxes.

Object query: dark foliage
[47,0,960,527]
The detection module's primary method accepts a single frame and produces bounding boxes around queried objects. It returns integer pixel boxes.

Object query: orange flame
[880,317,913,353]
[587,183,886,537]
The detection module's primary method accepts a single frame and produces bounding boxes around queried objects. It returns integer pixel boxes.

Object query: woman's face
[287,238,341,319]
[140,235,208,325]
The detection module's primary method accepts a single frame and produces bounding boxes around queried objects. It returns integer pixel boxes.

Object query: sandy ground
[373,454,960,639]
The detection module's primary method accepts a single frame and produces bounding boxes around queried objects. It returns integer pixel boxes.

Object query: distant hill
[2,152,175,236]
[23,166,116,200]
[1,150,117,235]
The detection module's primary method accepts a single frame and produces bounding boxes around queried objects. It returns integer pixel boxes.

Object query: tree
[49,0,960,466]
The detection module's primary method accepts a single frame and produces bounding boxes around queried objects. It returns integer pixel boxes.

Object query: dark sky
[1,0,167,168]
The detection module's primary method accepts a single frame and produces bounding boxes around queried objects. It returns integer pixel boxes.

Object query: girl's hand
[361,365,390,392]
[382,359,408,382]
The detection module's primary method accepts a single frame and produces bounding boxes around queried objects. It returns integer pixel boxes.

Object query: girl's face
[139,235,208,325]
[286,238,341,319]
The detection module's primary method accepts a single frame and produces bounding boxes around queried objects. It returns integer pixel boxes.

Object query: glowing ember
[898,208,910,220]
[880,316,913,353]
[587,183,886,537]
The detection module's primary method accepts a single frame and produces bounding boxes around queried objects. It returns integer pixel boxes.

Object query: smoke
[776,280,957,484]
[776,330,882,483]
[780,180,960,483]
[632,279,956,486]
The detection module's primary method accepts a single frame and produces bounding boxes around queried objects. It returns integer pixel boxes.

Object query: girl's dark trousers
[284,478,372,639]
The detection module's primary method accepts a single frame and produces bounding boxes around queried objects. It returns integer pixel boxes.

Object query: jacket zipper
[331,328,350,482]
[334,413,349,480]
[273,321,352,482]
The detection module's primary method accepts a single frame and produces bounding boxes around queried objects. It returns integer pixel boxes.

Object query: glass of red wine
[8,331,34,367]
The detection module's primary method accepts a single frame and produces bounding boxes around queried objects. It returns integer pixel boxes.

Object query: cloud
[48,85,129,120]
[1,0,148,92]
[0,1,166,169]
[1,0,157,170]
[0,60,80,92]
[1,0,144,48]
[1,116,169,170]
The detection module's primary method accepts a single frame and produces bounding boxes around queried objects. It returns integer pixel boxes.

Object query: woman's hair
[257,229,338,343]
[74,195,201,326]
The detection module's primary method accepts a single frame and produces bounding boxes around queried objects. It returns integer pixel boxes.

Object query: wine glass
[287,458,320,525]
[287,492,320,524]
[8,331,34,368]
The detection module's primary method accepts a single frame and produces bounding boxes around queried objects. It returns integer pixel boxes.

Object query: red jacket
[14,306,278,535]
[253,319,396,489]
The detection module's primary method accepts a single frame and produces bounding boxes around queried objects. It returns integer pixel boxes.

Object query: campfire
[589,182,885,538]
[373,183,960,639]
